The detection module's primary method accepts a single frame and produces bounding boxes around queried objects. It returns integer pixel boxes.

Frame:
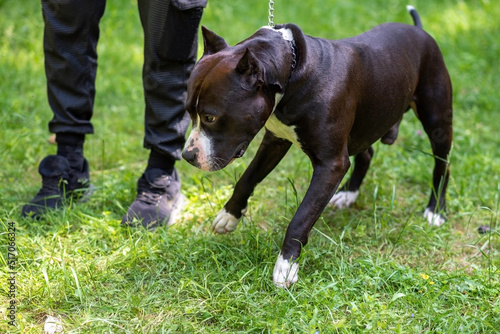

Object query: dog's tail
[406,5,423,29]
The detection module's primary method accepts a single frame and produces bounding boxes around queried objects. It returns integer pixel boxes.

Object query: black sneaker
[22,155,91,219]
[121,168,185,229]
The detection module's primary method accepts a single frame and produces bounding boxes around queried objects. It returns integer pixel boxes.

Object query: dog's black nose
[182,149,195,163]
[182,148,200,168]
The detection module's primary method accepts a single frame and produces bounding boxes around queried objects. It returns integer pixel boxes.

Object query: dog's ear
[202,26,229,55]
[236,48,258,75]
[236,48,264,89]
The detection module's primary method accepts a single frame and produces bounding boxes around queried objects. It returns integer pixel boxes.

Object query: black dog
[182,6,452,287]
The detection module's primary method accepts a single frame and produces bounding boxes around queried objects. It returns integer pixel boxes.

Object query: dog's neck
[255,26,297,101]
[261,25,297,74]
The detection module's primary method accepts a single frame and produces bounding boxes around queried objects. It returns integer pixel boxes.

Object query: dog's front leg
[273,154,350,288]
[212,131,292,234]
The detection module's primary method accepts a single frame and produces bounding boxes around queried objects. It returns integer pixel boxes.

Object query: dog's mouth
[211,142,250,171]
[233,142,249,159]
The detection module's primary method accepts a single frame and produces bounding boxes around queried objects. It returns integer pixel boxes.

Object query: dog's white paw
[329,190,359,209]
[273,253,299,288]
[212,208,245,234]
[424,208,446,226]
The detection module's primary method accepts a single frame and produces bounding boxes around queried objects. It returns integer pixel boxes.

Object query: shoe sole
[22,184,96,219]
[166,193,186,226]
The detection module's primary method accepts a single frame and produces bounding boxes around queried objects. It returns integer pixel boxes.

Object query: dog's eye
[204,115,216,123]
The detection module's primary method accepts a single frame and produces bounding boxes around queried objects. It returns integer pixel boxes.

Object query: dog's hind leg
[212,130,292,234]
[329,146,374,209]
[414,69,453,226]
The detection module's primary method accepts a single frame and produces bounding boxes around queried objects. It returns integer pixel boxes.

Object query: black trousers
[41,0,206,160]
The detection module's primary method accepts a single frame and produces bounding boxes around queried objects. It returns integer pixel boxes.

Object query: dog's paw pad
[212,208,244,234]
[273,254,299,288]
[329,190,359,209]
[424,208,446,226]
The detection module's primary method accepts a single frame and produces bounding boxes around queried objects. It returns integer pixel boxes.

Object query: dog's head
[182,27,283,171]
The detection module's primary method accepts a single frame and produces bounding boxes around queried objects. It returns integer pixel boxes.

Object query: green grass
[1,0,499,332]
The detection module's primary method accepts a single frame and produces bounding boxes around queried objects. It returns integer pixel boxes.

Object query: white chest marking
[265,115,301,149]
[264,93,302,149]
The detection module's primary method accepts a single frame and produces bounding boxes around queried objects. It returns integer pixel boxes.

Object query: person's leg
[141,0,206,163]
[22,0,106,218]
[122,0,205,228]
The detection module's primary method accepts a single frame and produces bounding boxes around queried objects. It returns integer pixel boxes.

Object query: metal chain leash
[267,0,296,71]
[268,0,275,27]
